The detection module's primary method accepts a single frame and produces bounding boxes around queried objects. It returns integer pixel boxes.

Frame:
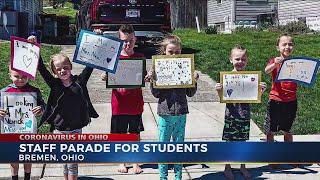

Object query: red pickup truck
[76,0,172,45]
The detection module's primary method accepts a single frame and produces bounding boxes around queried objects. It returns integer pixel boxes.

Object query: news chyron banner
[0,134,319,163]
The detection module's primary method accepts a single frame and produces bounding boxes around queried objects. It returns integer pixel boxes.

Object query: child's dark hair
[158,35,182,55]
[119,24,135,35]
[276,33,294,46]
[230,44,248,59]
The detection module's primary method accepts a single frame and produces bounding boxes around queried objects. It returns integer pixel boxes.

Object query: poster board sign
[1,92,37,133]
[10,36,41,80]
[107,58,146,88]
[276,57,320,87]
[73,30,123,73]
[219,71,262,103]
[152,54,195,88]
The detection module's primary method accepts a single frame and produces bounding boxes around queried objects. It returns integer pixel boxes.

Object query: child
[264,35,297,147]
[147,35,199,180]
[215,45,266,179]
[0,66,44,180]
[100,24,146,174]
[29,35,99,180]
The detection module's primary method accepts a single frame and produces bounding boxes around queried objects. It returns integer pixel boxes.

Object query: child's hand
[27,35,37,44]
[93,29,103,35]
[145,70,154,82]
[194,72,199,81]
[215,83,222,91]
[274,57,284,65]
[0,109,7,118]
[260,82,267,93]
[32,106,43,117]
[101,73,107,81]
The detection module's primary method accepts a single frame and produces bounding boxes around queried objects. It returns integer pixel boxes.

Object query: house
[207,0,277,33]
[278,0,320,31]
[0,0,43,39]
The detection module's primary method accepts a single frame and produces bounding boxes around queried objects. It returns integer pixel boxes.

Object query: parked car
[76,0,172,46]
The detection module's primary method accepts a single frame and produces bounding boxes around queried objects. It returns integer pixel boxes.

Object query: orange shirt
[267,58,297,102]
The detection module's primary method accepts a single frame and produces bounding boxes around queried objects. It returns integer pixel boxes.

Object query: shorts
[54,129,81,176]
[222,118,250,141]
[111,114,144,134]
[264,100,297,133]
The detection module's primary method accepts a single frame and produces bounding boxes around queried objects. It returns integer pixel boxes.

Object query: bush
[278,21,311,34]
[205,26,217,34]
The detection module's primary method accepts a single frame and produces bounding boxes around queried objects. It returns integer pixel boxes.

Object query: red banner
[0,134,139,142]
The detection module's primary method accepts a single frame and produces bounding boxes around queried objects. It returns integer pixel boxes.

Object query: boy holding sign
[0,66,45,180]
[264,35,297,156]
[101,25,146,174]
[215,45,266,179]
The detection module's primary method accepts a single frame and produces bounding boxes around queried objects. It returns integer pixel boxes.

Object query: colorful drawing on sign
[1,92,37,133]
[152,54,195,88]
[73,30,123,73]
[276,57,320,87]
[220,71,261,103]
[10,36,41,80]
[107,58,146,88]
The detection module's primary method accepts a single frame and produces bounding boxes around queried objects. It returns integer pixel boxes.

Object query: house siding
[278,0,320,30]
[207,0,232,25]
[235,0,277,21]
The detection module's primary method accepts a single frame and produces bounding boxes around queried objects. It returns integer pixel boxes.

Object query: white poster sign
[1,92,37,133]
[220,71,261,103]
[276,57,319,87]
[11,36,40,80]
[152,54,195,88]
[73,30,123,73]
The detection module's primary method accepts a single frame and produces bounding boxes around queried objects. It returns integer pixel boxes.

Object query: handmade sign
[10,36,41,80]
[73,30,123,73]
[152,54,195,88]
[220,71,262,103]
[276,57,320,87]
[1,92,37,133]
[107,58,146,88]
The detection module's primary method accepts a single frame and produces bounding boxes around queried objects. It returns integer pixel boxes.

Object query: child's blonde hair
[276,33,294,46]
[50,53,72,74]
[158,35,182,55]
[229,44,248,59]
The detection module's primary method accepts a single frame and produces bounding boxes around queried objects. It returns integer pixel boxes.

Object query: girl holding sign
[215,45,267,179]
[27,36,98,180]
[147,35,199,180]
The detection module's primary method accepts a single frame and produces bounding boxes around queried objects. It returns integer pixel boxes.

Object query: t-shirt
[267,58,297,102]
[111,53,144,115]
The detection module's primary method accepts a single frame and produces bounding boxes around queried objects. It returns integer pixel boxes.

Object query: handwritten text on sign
[276,58,319,86]
[1,92,37,134]
[11,36,40,80]
[221,71,261,103]
[108,59,145,87]
[153,55,195,88]
[74,30,123,73]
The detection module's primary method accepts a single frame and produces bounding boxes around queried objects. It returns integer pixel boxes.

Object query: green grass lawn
[174,29,320,135]
[0,42,61,133]
[43,2,77,24]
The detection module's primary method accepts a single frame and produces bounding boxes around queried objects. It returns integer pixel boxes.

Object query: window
[217,0,222,4]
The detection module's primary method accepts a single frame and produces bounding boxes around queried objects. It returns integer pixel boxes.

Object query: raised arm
[38,56,58,89]
[78,66,94,85]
